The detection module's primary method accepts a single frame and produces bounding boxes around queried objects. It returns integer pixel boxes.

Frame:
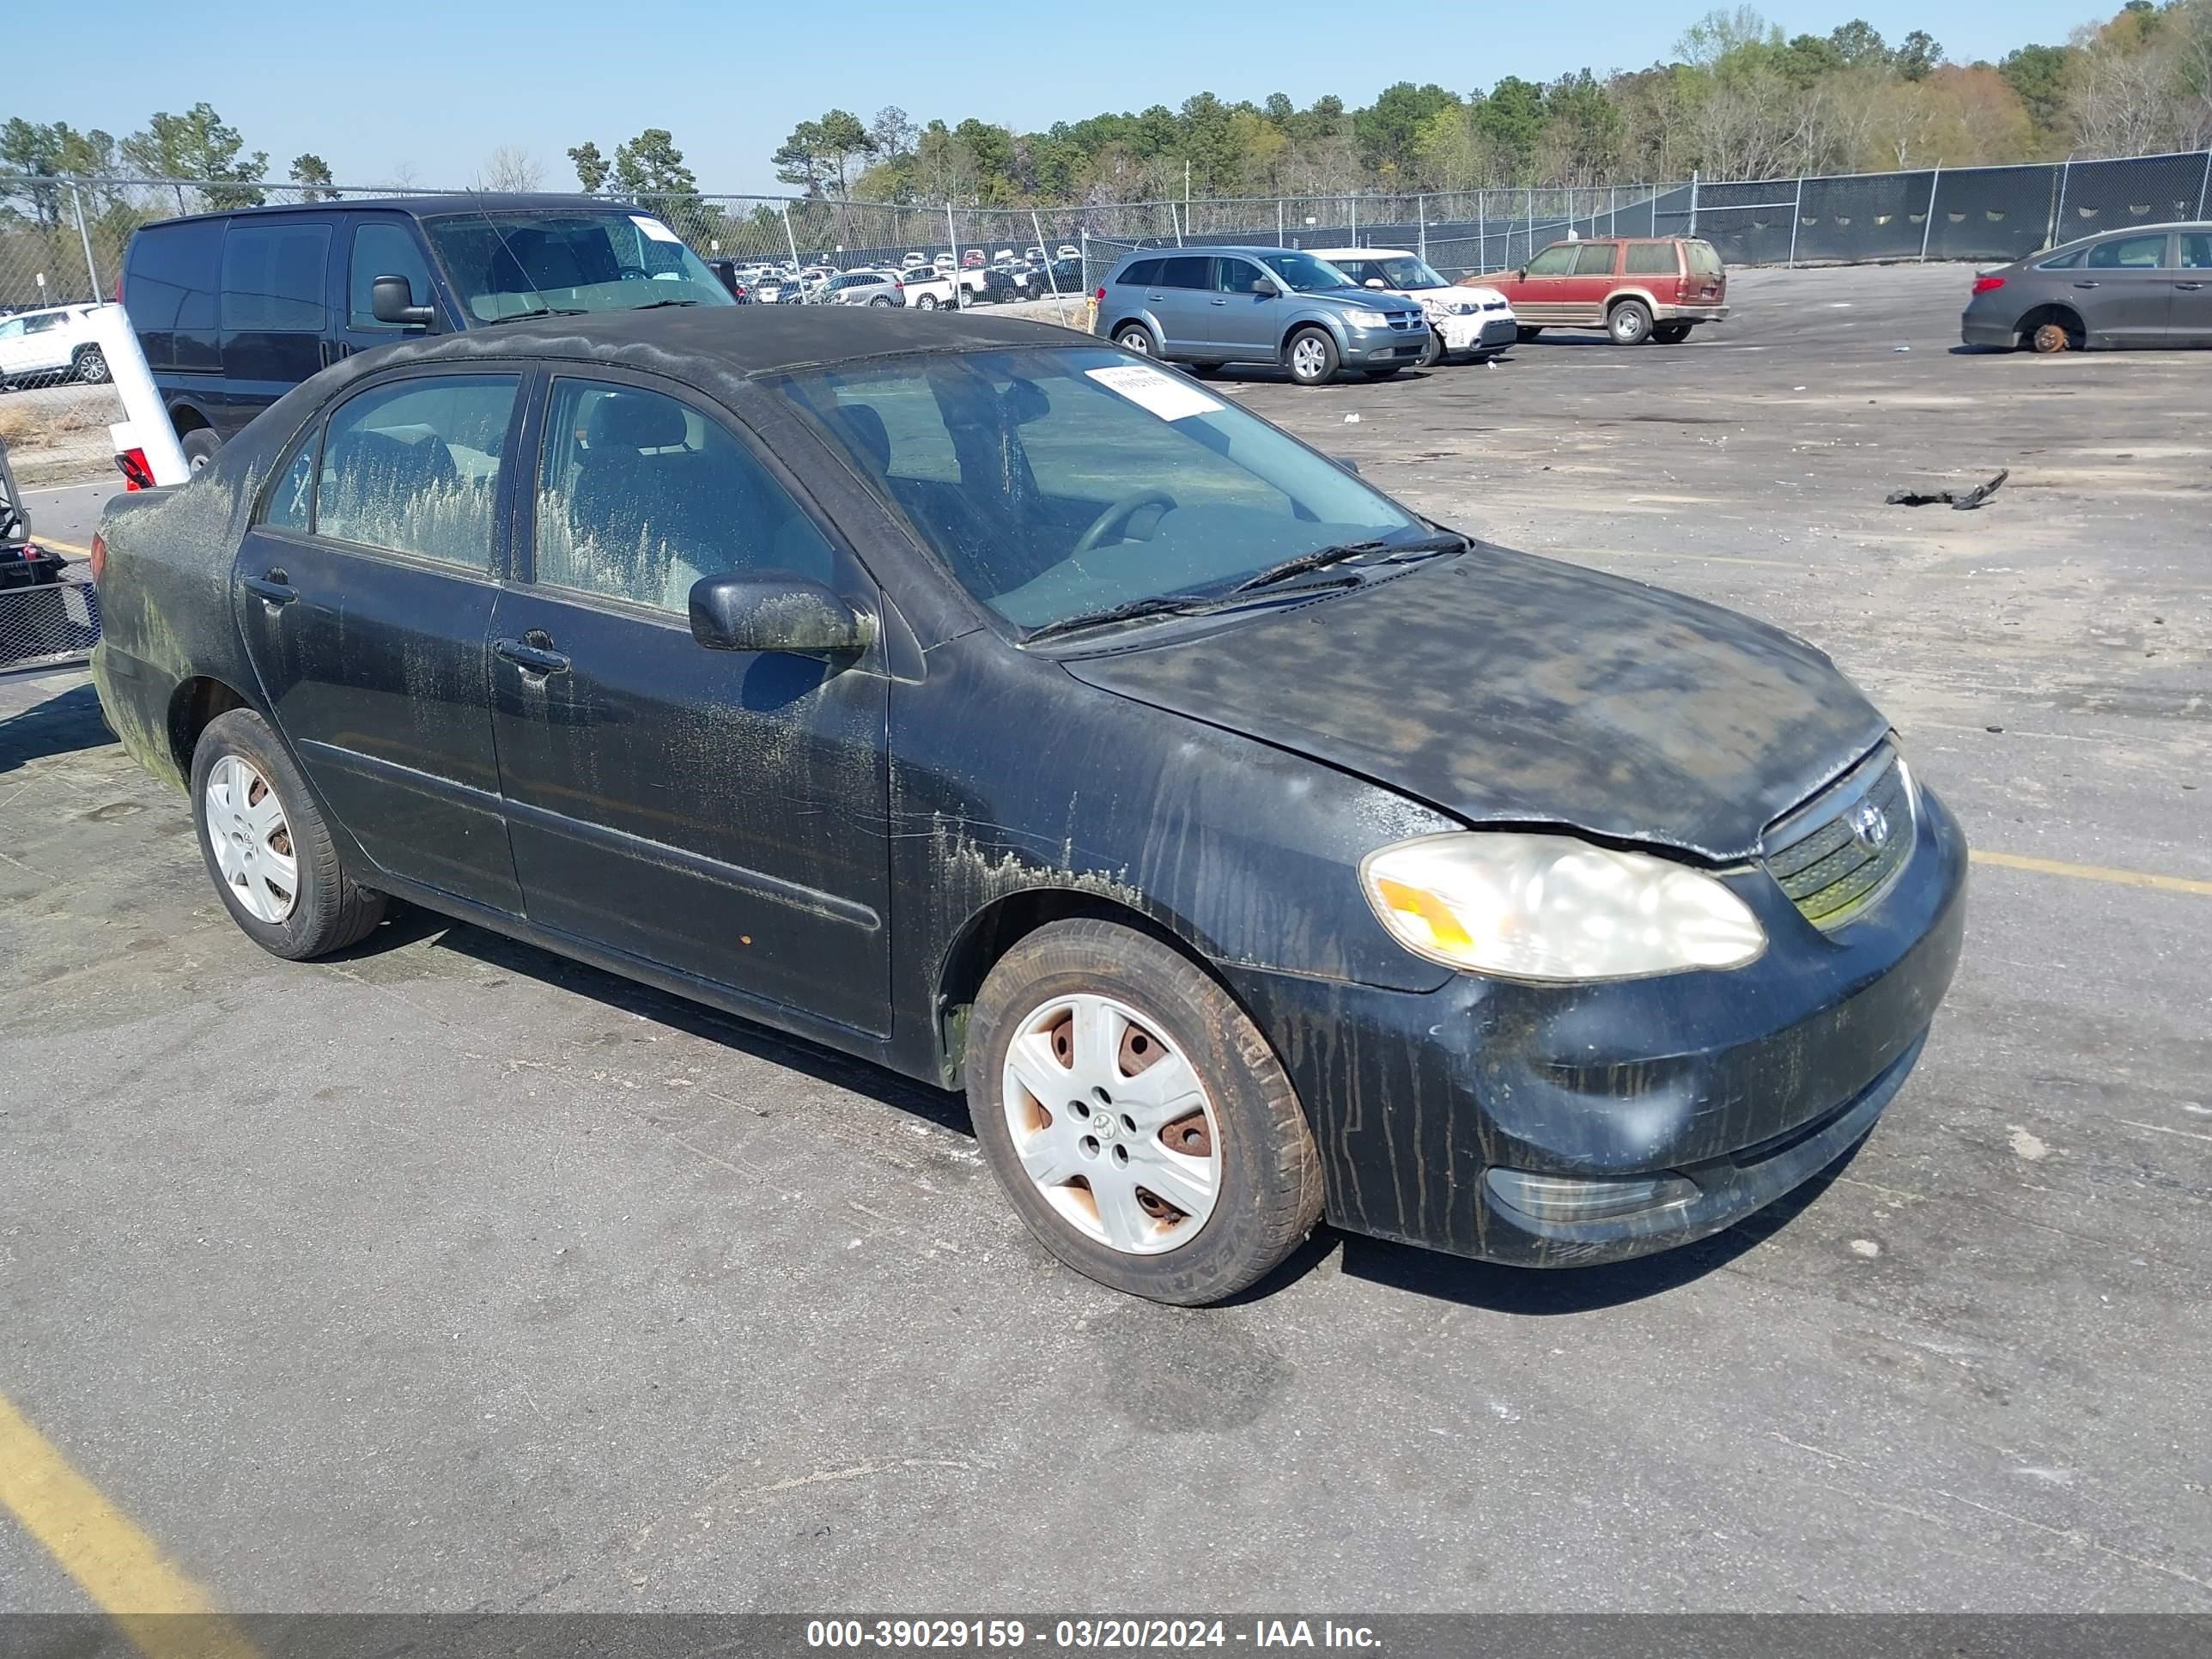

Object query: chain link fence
[4,151,2209,483]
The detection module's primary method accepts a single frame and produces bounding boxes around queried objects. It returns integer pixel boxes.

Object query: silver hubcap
[1614,311,1642,341]
[1291,337,1327,377]
[1001,993,1221,1255]
[204,754,297,923]
[1119,330,1151,354]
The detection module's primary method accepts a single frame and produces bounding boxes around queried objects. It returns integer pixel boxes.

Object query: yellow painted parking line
[0,1392,258,1659]
[38,537,94,558]
[1972,849,2212,897]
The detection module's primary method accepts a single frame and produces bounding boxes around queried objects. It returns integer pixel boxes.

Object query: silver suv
[1093,246,1430,386]
[821,270,906,307]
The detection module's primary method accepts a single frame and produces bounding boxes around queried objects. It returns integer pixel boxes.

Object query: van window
[125,219,224,370]
[349,221,437,330]
[1625,243,1678,276]
[222,222,331,331]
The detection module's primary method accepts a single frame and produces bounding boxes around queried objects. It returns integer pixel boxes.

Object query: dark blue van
[119,194,735,469]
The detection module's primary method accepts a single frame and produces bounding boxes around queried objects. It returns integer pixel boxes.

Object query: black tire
[1188,362,1225,378]
[1608,298,1654,345]
[1113,323,1157,356]
[1285,325,1340,386]
[869,295,895,307]
[190,708,386,961]
[1651,322,1692,344]
[967,919,1324,1304]
[180,428,222,471]
[1361,367,1401,380]
[73,345,111,385]
[1416,330,1443,369]
[1516,325,1544,343]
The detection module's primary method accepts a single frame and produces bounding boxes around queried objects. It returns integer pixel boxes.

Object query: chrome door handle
[2073,280,2100,289]
[2177,281,2206,290]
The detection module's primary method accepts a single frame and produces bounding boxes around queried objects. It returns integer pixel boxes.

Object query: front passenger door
[2075,233,2174,344]
[489,373,891,1034]
[1512,243,1579,325]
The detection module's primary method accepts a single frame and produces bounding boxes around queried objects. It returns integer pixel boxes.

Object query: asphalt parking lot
[2,262,2207,1615]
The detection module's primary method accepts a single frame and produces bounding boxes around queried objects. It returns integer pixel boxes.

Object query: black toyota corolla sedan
[89,308,1966,1304]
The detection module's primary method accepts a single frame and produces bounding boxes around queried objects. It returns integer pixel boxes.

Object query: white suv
[0,304,110,389]
[1307,248,1518,365]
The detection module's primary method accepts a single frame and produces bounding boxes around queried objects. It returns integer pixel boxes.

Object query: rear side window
[534,378,836,611]
[317,374,518,569]
[222,222,331,331]
[1157,256,1211,289]
[125,220,224,367]
[1684,240,1723,276]
[349,220,437,330]
[1571,244,1618,276]
[2038,246,2085,270]
[1625,243,1678,276]
[261,428,318,532]
[1524,246,1577,276]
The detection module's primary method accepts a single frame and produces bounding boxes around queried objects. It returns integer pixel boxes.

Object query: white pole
[1417,196,1426,264]
[1920,164,1940,260]
[88,306,189,486]
[2197,149,2210,220]
[1277,198,1285,245]
[72,185,103,301]
[1032,208,1062,311]
[1789,175,1803,267]
[1688,170,1700,237]
[780,202,801,270]
[2051,156,2070,246]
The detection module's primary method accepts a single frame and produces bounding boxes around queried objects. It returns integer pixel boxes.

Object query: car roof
[1304,247,1414,260]
[3,303,91,319]
[363,305,1080,379]
[139,192,649,229]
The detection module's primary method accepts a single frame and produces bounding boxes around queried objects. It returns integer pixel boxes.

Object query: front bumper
[1221,786,1968,1267]
[1434,313,1517,352]
[1341,329,1428,366]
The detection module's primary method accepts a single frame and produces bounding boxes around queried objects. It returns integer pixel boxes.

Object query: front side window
[317,374,518,569]
[2086,234,2168,269]
[535,379,836,613]
[1524,245,1577,276]
[221,222,331,331]
[420,211,734,324]
[1625,243,1678,276]
[1211,258,1264,294]
[771,347,1425,633]
[1257,250,1356,292]
[349,220,438,330]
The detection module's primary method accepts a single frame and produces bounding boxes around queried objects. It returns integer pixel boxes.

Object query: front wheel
[1285,326,1340,386]
[1651,321,1692,344]
[74,346,111,384]
[1516,325,1544,343]
[191,708,386,960]
[968,920,1323,1304]
[1608,299,1654,345]
[1417,329,1444,368]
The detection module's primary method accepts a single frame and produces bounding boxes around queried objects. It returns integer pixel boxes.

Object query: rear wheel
[1608,298,1654,345]
[869,295,895,307]
[191,708,386,960]
[967,920,1323,1304]
[1188,362,1225,378]
[1285,326,1340,386]
[1114,324,1156,356]
[915,293,939,310]
[180,428,222,471]
[73,345,111,384]
[1651,321,1692,344]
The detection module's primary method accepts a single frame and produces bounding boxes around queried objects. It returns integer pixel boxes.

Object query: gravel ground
[0,262,2206,1617]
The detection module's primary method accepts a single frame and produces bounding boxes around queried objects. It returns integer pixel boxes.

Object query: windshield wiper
[1234,532,1467,592]
[482,305,587,325]
[1024,578,1359,643]
[627,298,703,310]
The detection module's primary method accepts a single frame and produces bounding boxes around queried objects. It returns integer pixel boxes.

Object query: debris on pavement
[1887,469,2009,511]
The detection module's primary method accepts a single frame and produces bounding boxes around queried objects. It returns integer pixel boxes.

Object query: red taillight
[88,532,107,584]
[1972,275,2007,295]
[1093,286,1106,301]
[116,447,155,491]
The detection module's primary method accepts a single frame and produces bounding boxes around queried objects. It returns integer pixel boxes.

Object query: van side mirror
[370,275,436,328]
[690,573,874,658]
[1251,276,1279,297]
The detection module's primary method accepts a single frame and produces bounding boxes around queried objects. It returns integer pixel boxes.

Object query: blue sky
[19,1,2106,194]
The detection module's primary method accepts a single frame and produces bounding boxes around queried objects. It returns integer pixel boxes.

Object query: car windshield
[1351,256,1447,289]
[422,210,734,322]
[769,346,1429,633]
[1257,250,1358,293]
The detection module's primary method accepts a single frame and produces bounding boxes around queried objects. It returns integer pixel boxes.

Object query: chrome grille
[1762,745,1913,930]
[1386,311,1422,331]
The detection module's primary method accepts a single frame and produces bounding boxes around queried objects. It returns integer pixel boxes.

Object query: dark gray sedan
[1963,222,2212,351]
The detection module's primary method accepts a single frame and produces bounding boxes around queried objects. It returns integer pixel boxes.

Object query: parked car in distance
[1961,223,2212,351]
[89,307,1966,1305]
[902,252,929,271]
[962,249,986,269]
[118,194,734,470]
[0,303,111,388]
[1307,247,1516,366]
[973,268,1020,305]
[1055,245,1079,260]
[821,270,906,307]
[1480,236,1728,344]
[899,270,958,310]
[1096,246,1430,385]
[933,252,957,273]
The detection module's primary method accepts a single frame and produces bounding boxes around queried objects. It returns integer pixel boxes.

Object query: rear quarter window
[1117,259,1162,286]
[125,219,225,369]
[1684,240,1723,276]
[1625,244,1679,276]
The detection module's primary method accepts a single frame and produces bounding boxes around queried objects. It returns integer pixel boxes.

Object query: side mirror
[1516,268,1528,282]
[690,573,875,658]
[370,275,436,328]
[1364,277,1387,289]
[1330,454,1362,475]
[1251,277,1279,297]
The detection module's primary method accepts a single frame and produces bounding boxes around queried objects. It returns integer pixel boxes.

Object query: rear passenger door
[488,372,892,1034]
[1146,255,1216,356]
[217,214,340,434]
[234,369,523,913]
[1206,255,1280,362]
[1560,243,1620,325]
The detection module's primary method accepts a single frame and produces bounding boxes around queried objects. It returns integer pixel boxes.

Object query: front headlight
[1345,308,1389,328]
[1360,832,1765,981]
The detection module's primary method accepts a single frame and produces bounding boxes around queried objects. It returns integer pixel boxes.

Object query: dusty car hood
[1061,545,1890,863]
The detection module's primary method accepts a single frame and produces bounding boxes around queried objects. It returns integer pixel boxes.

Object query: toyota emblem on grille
[1850,799,1891,854]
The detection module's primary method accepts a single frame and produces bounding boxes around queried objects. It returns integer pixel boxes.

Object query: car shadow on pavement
[1320,1144,1864,1313]
[336,902,975,1137]
[0,677,111,775]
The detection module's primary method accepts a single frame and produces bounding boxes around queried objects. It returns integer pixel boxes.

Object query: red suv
[1476,237,1729,345]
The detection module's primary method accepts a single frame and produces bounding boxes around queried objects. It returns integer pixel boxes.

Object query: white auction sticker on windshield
[1085,364,1224,422]
[629,216,684,244]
